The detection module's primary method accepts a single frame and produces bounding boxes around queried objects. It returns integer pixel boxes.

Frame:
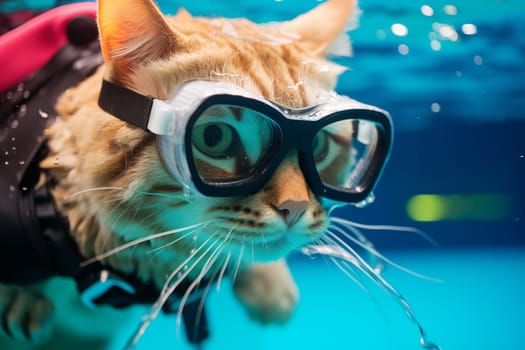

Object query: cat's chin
[228,231,315,264]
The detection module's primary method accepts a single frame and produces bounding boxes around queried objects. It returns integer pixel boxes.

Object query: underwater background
[1,0,524,349]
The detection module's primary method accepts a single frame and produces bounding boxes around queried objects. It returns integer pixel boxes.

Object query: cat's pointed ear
[97,0,180,75]
[281,0,357,56]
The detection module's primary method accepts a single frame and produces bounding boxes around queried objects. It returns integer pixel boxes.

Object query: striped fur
[40,0,357,326]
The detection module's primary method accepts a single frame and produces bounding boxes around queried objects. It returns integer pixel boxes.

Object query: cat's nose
[276,199,309,227]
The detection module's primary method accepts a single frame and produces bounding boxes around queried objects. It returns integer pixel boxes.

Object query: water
[1,0,524,349]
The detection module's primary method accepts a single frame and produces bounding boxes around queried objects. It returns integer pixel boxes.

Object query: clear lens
[313,119,380,192]
[190,105,278,183]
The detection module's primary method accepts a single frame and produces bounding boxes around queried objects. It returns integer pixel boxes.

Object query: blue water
[2,0,525,349]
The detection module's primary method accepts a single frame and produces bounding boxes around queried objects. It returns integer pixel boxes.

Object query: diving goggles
[98,79,392,203]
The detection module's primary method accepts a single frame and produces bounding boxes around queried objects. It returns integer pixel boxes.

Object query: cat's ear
[97,0,181,76]
[281,0,357,56]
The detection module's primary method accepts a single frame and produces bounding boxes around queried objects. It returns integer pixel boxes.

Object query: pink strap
[0,2,97,93]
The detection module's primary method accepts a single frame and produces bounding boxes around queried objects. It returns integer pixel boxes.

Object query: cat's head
[50,0,358,282]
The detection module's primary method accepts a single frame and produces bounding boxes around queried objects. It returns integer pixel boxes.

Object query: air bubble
[473,55,483,66]
[354,192,376,208]
[420,5,434,17]
[39,109,49,119]
[398,44,409,55]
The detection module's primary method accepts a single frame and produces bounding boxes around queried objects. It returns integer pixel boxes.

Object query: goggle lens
[190,105,278,184]
[314,119,381,194]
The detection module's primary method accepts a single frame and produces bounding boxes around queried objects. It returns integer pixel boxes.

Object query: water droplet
[38,109,49,119]
[354,192,376,208]
[53,157,60,165]
[18,161,25,165]
[391,23,408,37]
[431,102,441,113]
[9,185,16,192]
[473,55,483,65]
[4,151,8,156]
[19,104,27,115]
[16,83,24,92]
[376,29,386,40]
[398,44,409,55]
[420,5,434,17]
[430,40,441,51]
[190,249,196,255]
[23,90,30,99]
[461,23,477,35]
[520,154,524,158]
[183,265,189,271]
[21,187,28,191]
[10,120,19,129]
[4,161,9,166]
[444,4,458,16]
[11,146,16,151]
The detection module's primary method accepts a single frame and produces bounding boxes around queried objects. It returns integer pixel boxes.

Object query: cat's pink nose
[276,199,309,227]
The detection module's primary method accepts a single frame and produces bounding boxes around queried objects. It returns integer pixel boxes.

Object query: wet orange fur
[42,0,356,290]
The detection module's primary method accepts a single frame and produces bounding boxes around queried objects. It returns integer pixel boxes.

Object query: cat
[0,0,359,347]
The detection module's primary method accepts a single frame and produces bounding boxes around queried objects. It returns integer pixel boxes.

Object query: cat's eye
[192,122,237,158]
[189,104,279,184]
[314,119,380,190]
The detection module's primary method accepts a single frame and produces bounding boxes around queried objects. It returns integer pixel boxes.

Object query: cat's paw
[0,284,55,343]
[233,259,298,325]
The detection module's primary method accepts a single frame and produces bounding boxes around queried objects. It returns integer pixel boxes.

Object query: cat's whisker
[134,190,192,203]
[81,221,216,267]
[330,217,439,247]
[322,232,384,291]
[176,238,227,336]
[193,261,222,342]
[231,234,246,284]
[313,236,368,290]
[125,234,220,349]
[327,226,442,282]
[159,234,218,297]
[145,228,201,256]
[325,202,350,216]
[64,186,125,200]
[260,231,269,252]
[216,252,231,292]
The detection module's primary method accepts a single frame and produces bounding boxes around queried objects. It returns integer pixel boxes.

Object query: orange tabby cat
[0,0,357,346]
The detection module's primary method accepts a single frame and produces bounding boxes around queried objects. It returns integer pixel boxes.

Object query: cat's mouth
[215,225,323,262]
